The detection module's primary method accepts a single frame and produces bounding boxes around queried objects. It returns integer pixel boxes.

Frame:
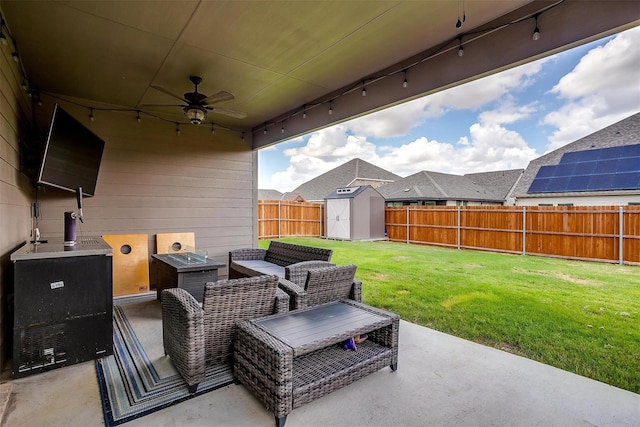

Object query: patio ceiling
[1,1,638,149]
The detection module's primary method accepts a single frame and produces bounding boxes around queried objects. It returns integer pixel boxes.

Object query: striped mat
[95,305,234,426]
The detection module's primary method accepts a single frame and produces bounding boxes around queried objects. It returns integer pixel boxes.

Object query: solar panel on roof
[618,157,640,172]
[528,144,640,194]
[535,166,556,178]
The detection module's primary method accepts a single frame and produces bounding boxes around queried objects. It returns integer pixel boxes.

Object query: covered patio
[1,1,639,425]
[3,295,638,426]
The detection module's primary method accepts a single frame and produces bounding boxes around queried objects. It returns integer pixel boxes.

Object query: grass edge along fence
[258,201,640,266]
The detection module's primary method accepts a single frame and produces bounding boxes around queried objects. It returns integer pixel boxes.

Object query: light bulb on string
[402,70,408,88]
[89,108,95,121]
[211,123,215,135]
[176,124,181,135]
[328,101,333,115]
[457,36,464,57]
[136,111,141,123]
[532,14,541,41]
[361,81,366,97]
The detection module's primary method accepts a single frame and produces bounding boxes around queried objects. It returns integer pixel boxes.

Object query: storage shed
[324,185,386,240]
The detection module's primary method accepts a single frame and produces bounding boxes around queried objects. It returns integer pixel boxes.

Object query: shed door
[326,199,351,239]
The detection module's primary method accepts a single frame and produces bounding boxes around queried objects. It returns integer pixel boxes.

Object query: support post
[406,206,410,244]
[619,206,624,265]
[522,206,527,256]
[457,206,461,250]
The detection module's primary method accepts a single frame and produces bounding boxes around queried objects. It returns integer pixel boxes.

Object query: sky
[258,26,640,193]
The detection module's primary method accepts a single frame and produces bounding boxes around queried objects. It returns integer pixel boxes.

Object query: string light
[281,122,285,133]
[328,101,333,115]
[302,105,307,119]
[211,123,215,135]
[136,110,141,123]
[264,124,268,135]
[11,49,19,62]
[21,79,28,90]
[532,14,541,40]
[176,123,181,135]
[402,70,408,88]
[457,36,464,57]
[89,108,95,121]
[241,132,245,142]
[361,80,366,97]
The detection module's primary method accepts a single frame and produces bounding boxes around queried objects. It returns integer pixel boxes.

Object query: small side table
[152,253,225,302]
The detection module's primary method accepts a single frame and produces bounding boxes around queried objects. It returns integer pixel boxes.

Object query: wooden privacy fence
[258,201,640,265]
[258,200,324,239]
[385,205,640,265]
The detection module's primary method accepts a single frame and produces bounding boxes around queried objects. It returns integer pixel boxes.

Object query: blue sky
[259,26,640,192]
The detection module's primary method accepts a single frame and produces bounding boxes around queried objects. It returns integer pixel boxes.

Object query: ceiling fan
[144,76,246,124]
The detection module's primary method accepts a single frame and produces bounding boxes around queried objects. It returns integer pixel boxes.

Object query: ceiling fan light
[184,105,207,124]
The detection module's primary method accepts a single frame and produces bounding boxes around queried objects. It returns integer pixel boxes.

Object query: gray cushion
[231,260,285,278]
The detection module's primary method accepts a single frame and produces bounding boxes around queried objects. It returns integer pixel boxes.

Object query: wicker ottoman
[234,300,399,427]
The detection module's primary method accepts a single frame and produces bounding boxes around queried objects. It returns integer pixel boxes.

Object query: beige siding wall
[0,41,35,369]
[33,99,256,275]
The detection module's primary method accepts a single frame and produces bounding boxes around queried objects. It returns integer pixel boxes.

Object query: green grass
[260,237,640,393]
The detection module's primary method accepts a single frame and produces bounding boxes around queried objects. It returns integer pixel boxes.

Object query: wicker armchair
[278,263,362,310]
[161,275,288,393]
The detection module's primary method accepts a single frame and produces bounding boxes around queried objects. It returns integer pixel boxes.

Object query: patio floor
[2,298,638,427]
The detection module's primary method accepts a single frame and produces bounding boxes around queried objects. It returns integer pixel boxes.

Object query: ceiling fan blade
[150,84,188,103]
[207,106,247,119]
[141,103,186,108]
[203,90,234,104]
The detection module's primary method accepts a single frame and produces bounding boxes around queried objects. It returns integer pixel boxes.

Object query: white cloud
[543,26,640,151]
[340,56,550,139]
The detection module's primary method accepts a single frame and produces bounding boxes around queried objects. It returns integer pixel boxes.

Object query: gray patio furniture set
[161,241,399,426]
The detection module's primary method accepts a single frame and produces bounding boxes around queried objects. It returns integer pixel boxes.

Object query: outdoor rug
[95,303,234,426]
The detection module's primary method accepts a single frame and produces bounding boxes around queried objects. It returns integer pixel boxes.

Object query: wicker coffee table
[234,299,399,427]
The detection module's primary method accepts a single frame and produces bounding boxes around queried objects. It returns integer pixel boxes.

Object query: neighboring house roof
[379,169,523,203]
[258,189,284,200]
[513,112,640,200]
[291,158,400,201]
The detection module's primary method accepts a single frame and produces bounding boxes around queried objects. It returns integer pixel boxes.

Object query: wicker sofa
[161,275,289,393]
[228,241,333,279]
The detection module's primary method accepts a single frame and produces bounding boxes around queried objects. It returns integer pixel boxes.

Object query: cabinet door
[14,255,112,327]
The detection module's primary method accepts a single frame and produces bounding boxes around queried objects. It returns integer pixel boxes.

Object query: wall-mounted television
[38,104,105,197]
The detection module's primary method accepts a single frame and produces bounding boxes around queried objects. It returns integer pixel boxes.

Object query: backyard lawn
[261,237,640,393]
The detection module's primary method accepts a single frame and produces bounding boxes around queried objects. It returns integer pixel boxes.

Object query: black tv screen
[38,104,105,196]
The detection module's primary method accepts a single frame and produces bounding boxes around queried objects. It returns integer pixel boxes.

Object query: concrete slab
[2,302,638,427]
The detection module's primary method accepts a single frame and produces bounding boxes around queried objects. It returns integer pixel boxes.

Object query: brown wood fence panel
[382,205,640,265]
[460,206,523,254]
[258,200,323,239]
[525,206,620,262]
[260,203,640,265]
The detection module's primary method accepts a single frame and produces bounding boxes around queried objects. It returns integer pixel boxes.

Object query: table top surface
[152,253,225,271]
[254,301,390,349]
[11,237,112,261]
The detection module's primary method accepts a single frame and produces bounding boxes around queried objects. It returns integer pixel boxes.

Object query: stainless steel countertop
[11,236,113,261]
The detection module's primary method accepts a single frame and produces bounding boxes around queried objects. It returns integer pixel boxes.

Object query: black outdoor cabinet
[11,237,113,378]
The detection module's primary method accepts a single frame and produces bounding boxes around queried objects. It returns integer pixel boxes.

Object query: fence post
[406,206,410,244]
[619,206,624,265]
[522,206,527,256]
[278,200,281,239]
[457,205,461,250]
[320,203,324,238]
